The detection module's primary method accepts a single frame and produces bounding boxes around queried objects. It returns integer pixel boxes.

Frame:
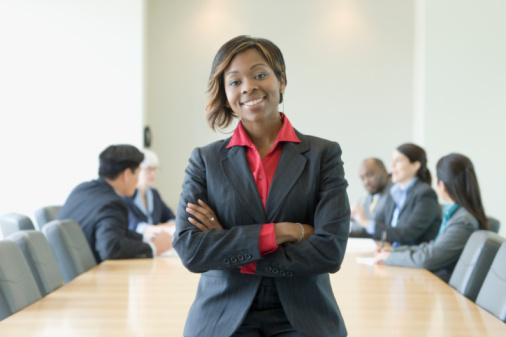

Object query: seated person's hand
[144,224,162,237]
[374,248,391,264]
[351,205,368,227]
[150,231,173,255]
[157,221,176,235]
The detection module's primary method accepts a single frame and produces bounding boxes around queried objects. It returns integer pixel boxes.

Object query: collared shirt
[389,177,418,228]
[227,113,301,274]
[133,188,154,234]
[436,203,460,240]
[365,178,418,240]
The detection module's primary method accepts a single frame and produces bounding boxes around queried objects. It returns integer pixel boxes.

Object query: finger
[197,199,210,208]
[188,202,215,220]
[197,199,216,218]
[198,199,216,218]
[187,206,214,226]
[188,217,209,231]
[186,204,209,220]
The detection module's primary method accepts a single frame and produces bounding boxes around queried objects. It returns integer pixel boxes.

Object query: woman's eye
[255,73,266,79]
[229,80,240,86]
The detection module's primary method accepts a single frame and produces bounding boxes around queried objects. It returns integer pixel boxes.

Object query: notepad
[355,257,375,266]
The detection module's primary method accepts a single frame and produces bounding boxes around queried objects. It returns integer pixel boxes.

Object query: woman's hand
[186,199,223,231]
[274,222,314,245]
[374,248,391,264]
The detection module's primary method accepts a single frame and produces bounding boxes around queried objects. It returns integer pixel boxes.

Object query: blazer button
[280,270,286,276]
[265,266,272,272]
[245,253,252,260]
[287,271,293,277]
[272,268,279,274]
[238,255,245,261]
[223,258,230,264]
[230,257,237,263]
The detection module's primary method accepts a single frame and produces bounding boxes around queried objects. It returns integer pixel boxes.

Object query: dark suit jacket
[173,130,350,337]
[373,179,441,245]
[122,188,175,232]
[56,178,153,263]
[384,207,479,282]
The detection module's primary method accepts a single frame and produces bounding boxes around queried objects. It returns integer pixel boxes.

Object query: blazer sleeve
[173,147,266,273]
[94,200,153,260]
[373,185,440,244]
[255,141,350,277]
[384,212,477,271]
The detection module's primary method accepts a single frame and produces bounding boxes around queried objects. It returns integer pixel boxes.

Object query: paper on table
[346,238,378,253]
[356,257,375,266]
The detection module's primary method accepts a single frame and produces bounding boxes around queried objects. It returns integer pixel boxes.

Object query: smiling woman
[172,35,350,337]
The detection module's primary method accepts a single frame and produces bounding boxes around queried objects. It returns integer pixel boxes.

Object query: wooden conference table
[0,239,504,336]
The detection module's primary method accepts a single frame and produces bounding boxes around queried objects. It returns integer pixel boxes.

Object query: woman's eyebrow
[225,63,267,77]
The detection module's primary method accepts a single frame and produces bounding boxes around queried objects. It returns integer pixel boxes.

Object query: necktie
[369,195,379,217]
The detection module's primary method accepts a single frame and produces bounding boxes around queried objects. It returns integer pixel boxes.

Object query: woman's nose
[241,79,257,94]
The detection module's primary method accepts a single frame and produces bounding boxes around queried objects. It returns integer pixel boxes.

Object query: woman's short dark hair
[436,153,488,230]
[397,143,432,185]
[98,145,144,180]
[206,35,286,131]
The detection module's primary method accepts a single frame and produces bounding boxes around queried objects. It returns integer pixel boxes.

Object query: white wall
[0,0,145,237]
[1,0,503,238]
[423,0,506,236]
[146,0,414,212]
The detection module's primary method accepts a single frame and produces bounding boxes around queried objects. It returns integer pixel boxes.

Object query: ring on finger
[209,217,215,222]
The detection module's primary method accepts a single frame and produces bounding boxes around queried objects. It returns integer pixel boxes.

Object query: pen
[380,230,386,249]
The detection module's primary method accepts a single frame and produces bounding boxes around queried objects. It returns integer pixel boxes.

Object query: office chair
[475,241,506,322]
[449,230,504,302]
[34,205,62,231]
[0,212,35,238]
[6,230,65,297]
[42,219,97,283]
[0,240,42,321]
[487,217,501,234]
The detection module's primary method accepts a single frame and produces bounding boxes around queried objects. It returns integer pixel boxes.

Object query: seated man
[56,144,172,263]
[350,158,392,238]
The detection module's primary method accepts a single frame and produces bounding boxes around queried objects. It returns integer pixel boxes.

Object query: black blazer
[122,188,175,232]
[56,178,153,263]
[173,130,350,337]
[373,179,442,245]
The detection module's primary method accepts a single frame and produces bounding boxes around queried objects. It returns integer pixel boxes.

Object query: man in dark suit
[350,158,392,237]
[56,144,172,263]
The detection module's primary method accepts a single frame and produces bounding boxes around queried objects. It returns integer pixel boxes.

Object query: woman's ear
[279,73,286,94]
[438,180,447,193]
[412,161,421,172]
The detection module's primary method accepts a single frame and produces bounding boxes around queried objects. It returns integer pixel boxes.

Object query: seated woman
[374,153,489,282]
[122,149,175,237]
[352,143,441,246]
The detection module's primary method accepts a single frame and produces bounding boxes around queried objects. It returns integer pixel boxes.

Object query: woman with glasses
[122,149,175,238]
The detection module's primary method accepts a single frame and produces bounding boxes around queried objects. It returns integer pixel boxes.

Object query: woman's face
[138,165,158,188]
[391,150,420,185]
[223,48,285,128]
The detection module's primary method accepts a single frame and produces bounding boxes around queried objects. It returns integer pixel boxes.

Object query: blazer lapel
[220,144,267,224]
[397,180,419,218]
[266,132,309,220]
